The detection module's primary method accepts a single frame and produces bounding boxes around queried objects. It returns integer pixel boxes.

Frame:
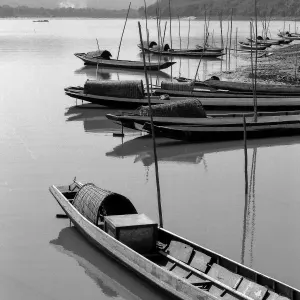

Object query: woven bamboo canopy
[161,81,194,92]
[73,183,137,225]
[139,98,207,118]
[84,80,145,99]
[86,50,112,59]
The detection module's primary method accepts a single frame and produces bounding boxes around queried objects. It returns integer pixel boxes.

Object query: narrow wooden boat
[64,85,190,109]
[50,180,300,300]
[138,43,225,58]
[195,45,224,52]
[203,79,300,95]
[66,85,300,111]
[246,38,280,46]
[142,48,225,57]
[278,32,300,40]
[74,52,175,70]
[141,112,300,141]
[154,87,300,98]
[238,42,267,50]
[65,86,300,111]
[106,110,300,137]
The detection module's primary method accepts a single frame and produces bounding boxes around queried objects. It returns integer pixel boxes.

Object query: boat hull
[203,80,300,95]
[74,53,175,70]
[65,87,300,111]
[49,185,218,300]
[139,46,225,58]
[144,122,300,142]
[106,111,300,141]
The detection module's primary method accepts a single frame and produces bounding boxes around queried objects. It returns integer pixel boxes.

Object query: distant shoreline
[0,16,298,22]
[0,5,299,21]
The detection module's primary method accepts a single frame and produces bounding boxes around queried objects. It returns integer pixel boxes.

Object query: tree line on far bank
[0,5,139,18]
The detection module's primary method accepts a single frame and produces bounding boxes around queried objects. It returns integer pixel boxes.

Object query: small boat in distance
[50,179,300,300]
[33,19,49,22]
[238,41,267,50]
[74,50,175,70]
[138,41,225,58]
[278,31,300,40]
[195,44,224,52]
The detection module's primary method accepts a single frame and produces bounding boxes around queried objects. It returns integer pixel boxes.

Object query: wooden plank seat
[189,250,213,273]
[171,265,191,278]
[236,278,268,300]
[158,250,266,300]
[265,291,290,300]
[208,264,243,298]
[165,240,194,263]
[220,277,268,300]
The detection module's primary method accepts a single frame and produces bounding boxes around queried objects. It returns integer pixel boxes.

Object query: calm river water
[0,18,300,299]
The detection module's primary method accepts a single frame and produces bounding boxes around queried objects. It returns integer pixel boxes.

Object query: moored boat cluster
[51,16,300,300]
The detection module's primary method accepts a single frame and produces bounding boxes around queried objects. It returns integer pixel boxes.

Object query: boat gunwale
[50,184,300,300]
[74,53,175,68]
[159,227,299,295]
[50,184,223,300]
[105,112,300,126]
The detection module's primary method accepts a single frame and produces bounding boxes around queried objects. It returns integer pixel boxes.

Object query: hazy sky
[0,0,156,9]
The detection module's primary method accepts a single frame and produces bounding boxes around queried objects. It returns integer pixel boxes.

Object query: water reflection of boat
[75,66,172,81]
[106,134,300,166]
[106,135,204,166]
[50,227,169,300]
[65,104,136,134]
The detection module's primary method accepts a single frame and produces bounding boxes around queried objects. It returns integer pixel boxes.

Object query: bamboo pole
[96,38,101,80]
[192,18,211,85]
[254,0,258,121]
[228,8,233,69]
[162,21,168,46]
[178,15,182,50]
[219,11,224,49]
[243,115,248,196]
[235,27,238,54]
[295,53,298,81]
[226,19,230,69]
[168,0,173,81]
[250,21,256,117]
[143,0,153,94]
[204,6,207,48]
[117,2,131,60]
[138,21,163,228]
[187,17,191,49]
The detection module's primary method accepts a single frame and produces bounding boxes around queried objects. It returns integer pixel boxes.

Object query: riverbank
[211,43,300,85]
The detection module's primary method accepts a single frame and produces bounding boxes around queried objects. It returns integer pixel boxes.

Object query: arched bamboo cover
[138,98,207,118]
[84,80,145,99]
[86,50,112,59]
[161,81,194,92]
[73,183,137,224]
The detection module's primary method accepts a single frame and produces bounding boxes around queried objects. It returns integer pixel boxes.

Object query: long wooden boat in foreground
[50,180,300,300]
[74,51,175,70]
